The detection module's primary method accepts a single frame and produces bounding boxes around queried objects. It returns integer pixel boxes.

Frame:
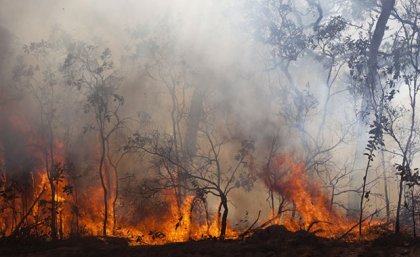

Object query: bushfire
[0,128,387,245]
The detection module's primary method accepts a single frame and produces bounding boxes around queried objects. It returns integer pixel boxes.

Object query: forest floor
[0,226,419,257]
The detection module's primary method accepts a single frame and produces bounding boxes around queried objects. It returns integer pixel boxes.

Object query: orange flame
[261,153,387,239]
[0,127,386,243]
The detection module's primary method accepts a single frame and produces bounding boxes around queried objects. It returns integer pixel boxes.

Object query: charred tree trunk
[49,179,57,240]
[348,0,395,216]
[59,210,63,240]
[395,162,406,234]
[395,85,418,234]
[381,149,390,222]
[348,122,367,216]
[359,149,373,236]
[270,189,275,218]
[219,194,228,240]
[329,185,335,212]
[395,85,418,233]
[98,128,109,237]
[366,0,396,99]
[358,0,395,236]
[72,187,80,236]
[110,160,119,235]
[265,136,278,218]
[411,188,416,237]
[216,200,222,228]
[46,123,57,240]
[112,176,118,235]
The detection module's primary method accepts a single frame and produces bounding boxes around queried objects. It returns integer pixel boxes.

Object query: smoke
[0,0,389,235]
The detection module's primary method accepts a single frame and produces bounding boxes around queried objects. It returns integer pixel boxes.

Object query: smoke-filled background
[0,0,418,241]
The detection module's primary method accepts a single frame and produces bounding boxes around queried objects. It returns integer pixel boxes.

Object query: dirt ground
[1,226,419,257]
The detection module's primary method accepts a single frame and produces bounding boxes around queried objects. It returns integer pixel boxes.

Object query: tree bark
[367,0,395,100]
[381,149,391,222]
[359,151,373,236]
[98,129,108,237]
[349,0,395,218]
[219,194,228,240]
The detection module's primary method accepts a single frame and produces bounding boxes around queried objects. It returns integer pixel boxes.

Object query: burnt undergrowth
[0,225,419,257]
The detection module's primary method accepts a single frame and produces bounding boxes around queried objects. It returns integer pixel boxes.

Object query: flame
[0,120,386,244]
[0,96,237,241]
[110,192,238,245]
[261,153,387,239]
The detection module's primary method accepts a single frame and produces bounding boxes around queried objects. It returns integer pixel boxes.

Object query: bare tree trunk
[411,188,416,237]
[11,197,16,232]
[381,149,390,222]
[348,121,367,217]
[219,194,228,240]
[98,130,108,237]
[59,210,63,240]
[112,165,118,235]
[270,190,275,218]
[395,171,405,233]
[46,129,57,240]
[216,201,222,228]
[395,88,417,233]
[266,136,277,219]
[359,152,373,236]
[49,179,57,240]
[330,185,335,212]
[359,0,395,236]
[366,0,396,97]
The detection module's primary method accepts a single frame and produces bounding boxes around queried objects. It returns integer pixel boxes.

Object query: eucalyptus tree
[12,34,72,239]
[384,0,420,234]
[62,42,126,236]
[126,108,256,239]
[251,0,358,219]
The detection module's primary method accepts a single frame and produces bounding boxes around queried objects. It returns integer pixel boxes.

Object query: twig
[238,210,261,239]
[252,209,292,230]
[338,208,383,240]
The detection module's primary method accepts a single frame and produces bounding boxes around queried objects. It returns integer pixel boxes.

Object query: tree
[13,36,72,240]
[253,0,357,221]
[383,0,420,233]
[126,99,257,239]
[63,42,126,236]
[127,22,210,213]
